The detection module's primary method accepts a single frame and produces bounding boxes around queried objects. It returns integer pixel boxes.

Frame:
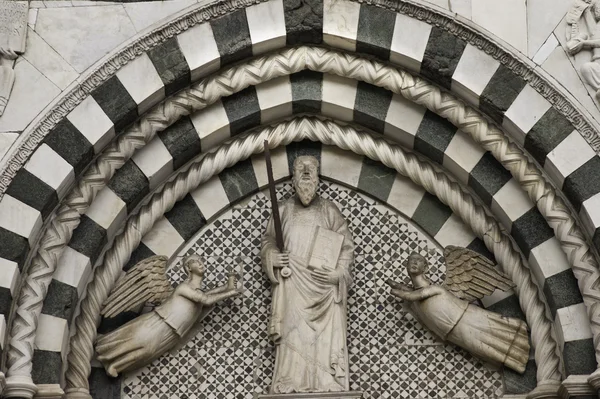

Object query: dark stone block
[413,110,457,164]
[283,0,323,45]
[91,75,138,133]
[510,208,554,258]
[6,169,58,218]
[158,116,202,170]
[543,269,584,317]
[486,294,526,321]
[210,9,253,66]
[593,227,600,255]
[412,192,453,237]
[466,238,495,263]
[124,242,156,272]
[504,359,537,394]
[41,279,78,324]
[107,160,150,212]
[563,339,597,375]
[420,27,467,90]
[468,152,512,205]
[219,158,259,204]
[221,86,261,135]
[32,350,62,384]
[44,119,94,175]
[0,226,29,270]
[480,65,526,125]
[356,4,395,60]
[357,157,395,202]
[353,82,393,133]
[563,155,600,212]
[165,194,206,241]
[286,140,322,174]
[0,286,12,316]
[525,108,573,166]
[147,37,190,96]
[291,71,323,114]
[89,366,121,399]
[68,215,107,263]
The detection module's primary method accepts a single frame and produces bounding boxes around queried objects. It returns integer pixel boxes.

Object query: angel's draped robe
[261,196,354,393]
[408,285,529,373]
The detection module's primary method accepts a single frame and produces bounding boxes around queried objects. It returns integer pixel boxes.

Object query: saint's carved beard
[295,177,318,206]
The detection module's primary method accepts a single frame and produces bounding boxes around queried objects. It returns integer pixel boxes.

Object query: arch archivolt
[62,116,561,397]
[3,45,600,399]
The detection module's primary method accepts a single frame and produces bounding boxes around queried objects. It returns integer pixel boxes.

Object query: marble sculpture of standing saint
[261,155,354,393]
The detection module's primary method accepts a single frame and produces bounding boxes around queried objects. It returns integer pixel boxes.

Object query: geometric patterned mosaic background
[122,181,504,399]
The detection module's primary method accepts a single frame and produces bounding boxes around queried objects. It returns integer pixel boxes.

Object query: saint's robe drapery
[261,196,354,394]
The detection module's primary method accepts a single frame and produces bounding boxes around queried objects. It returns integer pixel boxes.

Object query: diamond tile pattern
[122,182,503,399]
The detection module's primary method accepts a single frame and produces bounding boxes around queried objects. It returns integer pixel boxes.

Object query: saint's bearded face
[292,156,320,207]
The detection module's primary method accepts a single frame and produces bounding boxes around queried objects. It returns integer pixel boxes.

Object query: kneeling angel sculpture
[387,246,530,373]
[96,254,240,377]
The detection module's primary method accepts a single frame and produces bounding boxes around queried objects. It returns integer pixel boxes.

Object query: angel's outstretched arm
[206,283,229,295]
[204,289,240,305]
[391,286,439,302]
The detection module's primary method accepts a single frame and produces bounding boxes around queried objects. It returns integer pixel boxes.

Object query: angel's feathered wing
[443,245,514,302]
[101,255,173,318]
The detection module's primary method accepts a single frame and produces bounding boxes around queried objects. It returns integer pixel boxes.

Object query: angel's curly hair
[183,254,206,277]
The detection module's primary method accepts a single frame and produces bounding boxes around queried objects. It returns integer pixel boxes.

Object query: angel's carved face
[185,257,206,277]
[406,253,428,276]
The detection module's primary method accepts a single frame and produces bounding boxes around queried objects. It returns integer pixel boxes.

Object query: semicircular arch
[1,35,600,399]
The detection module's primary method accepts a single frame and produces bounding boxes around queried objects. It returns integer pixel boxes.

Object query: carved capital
[525,380,561,399]
[34,384,65,399]
[588,368,600,390]
[559,375,597,398]
[4,375,38,399]
[64,387,92,399]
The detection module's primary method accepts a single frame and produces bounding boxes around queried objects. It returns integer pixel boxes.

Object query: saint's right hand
[271,251,289,268]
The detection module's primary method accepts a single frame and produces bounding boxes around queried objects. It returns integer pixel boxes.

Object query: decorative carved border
[0,0,599,201]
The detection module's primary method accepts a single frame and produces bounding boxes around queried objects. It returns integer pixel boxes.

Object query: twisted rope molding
[7,45,589,392]
[1,0,600,200]
[64,117,561,398]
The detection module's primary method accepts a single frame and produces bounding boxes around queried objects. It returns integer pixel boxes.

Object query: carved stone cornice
[0,0,599,201]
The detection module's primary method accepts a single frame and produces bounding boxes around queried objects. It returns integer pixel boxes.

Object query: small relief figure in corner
[566,0,600,100]
[387,246,530,374]
[95,254,241,377]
